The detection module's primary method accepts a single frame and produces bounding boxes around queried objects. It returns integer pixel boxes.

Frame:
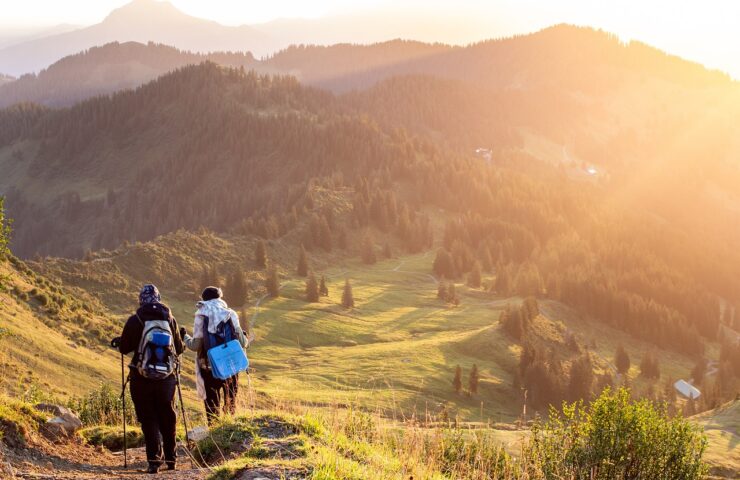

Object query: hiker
[112,284,184,474]
[181,286,247,424]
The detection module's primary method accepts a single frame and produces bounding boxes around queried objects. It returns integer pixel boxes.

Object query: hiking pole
[176,358,191,447]
[120,351,128,469]
[111,337,128,469]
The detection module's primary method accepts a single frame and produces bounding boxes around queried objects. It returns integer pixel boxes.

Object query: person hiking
[181,286,247,424]
[113,284,184,474]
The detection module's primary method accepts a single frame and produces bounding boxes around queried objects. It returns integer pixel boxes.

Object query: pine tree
[361,233,377,265]
[225,270,248,307]
[432,248,455,279]
[305,273,319,302]
[468,364,480,395]
[0,196,10,260]
[467,261,482,288]
[341,279,354,308]
[452,365,463,394]
[297,244,309,277]
[568,354,594,401]
[691,358,707,384]
[437,281,447,300]
[265,266,279,298]
[447,283,459,305]
[615,345,631,375]
[254,240,267,269]
[319,275,328,296]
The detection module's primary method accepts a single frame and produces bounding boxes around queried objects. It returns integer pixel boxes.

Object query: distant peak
[103,0,188,23]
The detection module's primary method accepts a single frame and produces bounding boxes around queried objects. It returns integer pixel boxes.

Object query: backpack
[199,314,248,379]
[135,314,176,380]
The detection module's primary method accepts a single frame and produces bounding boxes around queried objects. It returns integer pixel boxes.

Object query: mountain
[0,42,260,108]
[0,0,272,77]
[1,25,739,418]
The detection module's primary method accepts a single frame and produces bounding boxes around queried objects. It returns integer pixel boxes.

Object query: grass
[692,400,740,477]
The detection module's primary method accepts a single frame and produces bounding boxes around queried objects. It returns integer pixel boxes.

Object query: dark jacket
[119,302,184,379]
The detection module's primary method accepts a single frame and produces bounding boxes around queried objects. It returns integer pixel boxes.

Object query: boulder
[35,404,83,440]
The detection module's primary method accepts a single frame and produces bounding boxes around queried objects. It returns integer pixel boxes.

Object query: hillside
[693,401,740,478]
[0,255,121,399]
[0,42,260,108]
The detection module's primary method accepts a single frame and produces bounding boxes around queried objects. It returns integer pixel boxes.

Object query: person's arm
[229,310,247,348]
[170,316,184,355]
[183,314,203,352]
[119,315,142,355]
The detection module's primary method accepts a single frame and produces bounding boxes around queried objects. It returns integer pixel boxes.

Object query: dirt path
[6,442,208,480]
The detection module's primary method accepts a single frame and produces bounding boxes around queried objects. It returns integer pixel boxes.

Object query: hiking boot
[146,464,160,474]
[165,462,176,471]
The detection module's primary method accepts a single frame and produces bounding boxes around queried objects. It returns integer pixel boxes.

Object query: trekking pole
[120,352,128,469]
[176,359,191,446]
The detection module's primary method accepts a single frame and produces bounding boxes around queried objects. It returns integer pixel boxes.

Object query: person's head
[139,284,161,305]
[201,286,223,301]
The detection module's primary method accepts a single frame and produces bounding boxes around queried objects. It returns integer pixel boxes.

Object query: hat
[139,284,161,305]
[201,286,222,301]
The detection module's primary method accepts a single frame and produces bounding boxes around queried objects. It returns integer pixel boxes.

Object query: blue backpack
[201,315,248,380]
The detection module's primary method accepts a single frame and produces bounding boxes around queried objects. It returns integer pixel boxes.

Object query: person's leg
[155,376,178,469]
[202,369,223,425]
[130,378,163,469]
[223,374,238,415]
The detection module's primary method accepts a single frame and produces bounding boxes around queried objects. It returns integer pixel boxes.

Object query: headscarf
[139,284,161,305]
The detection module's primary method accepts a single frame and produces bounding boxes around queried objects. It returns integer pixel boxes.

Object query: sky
[1,0,739,78]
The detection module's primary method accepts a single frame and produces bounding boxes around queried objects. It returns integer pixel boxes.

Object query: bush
[68,383,135,426]
[79,425,144,450]
[525,388,707,479]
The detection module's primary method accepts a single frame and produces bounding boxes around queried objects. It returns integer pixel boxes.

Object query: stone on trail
[35,404,83,440]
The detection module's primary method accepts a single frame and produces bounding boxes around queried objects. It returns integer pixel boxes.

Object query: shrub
[68,383,135,426]
[79,425,144,450]
[525,387,707,479]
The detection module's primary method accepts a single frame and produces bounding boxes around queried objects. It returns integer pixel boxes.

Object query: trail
[7,444,207,480]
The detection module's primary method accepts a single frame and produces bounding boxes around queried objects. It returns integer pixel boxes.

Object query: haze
[1,0,739,79]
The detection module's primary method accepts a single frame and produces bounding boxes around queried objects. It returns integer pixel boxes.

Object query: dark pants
[202,370,239,424]
[130,375,177,468]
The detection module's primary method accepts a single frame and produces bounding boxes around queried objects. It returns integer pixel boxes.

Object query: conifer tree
[361,233,376,265]
[468,364,480,395]
[691,358,707,384]
[568,354,594,401]
[254,240,267,269]
[437,281,447,300]
[0,196,10,261]
[341,279,354,308]
[453,365,463,394]
[265,266,279,298]
[225,270,248,307]
[297,244,309,277]
[467,261,482,288]
[319,275,328,296]
[432,248,455,279]
[615,345,631,375]
[447,283,459,305]
[305,273,319,302]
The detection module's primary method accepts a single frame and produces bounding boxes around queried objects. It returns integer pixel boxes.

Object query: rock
[34,403,68,417]
[187,426,209,442]
[37,405,82,441]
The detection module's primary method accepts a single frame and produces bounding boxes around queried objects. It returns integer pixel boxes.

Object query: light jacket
[183,298,247,399]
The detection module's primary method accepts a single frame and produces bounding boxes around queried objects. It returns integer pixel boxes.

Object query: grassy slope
[692,401,740,477]
[245,251,708,423]
[0,259,120,400]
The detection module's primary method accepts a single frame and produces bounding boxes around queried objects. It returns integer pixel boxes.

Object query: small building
[674,379,701,399]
